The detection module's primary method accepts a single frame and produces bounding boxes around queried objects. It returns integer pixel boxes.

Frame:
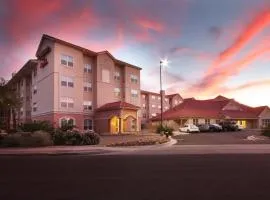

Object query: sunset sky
[0,0,270,107]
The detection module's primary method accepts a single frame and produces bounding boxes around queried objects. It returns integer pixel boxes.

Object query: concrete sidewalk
[0,137,177,155]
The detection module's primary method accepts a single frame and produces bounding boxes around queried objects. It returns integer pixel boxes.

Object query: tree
[0,78,21,131]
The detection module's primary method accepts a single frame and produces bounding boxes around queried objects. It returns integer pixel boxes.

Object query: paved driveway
[174,129,270,145]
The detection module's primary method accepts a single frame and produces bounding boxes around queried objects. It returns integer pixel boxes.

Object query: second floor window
[151,95,156,100]
[131,74,138,84]
[60,97,74,108]
[61,76,74,88]
[84,64,92,73]
[61,54,73,67]
[84,82,92,92]
[114,88,121,97]
[131,89,138,98]
[33,102,37,112]
[114,72,120,80]
[33,85,37,94]
[152,105,156,108]
[83,101,92,111]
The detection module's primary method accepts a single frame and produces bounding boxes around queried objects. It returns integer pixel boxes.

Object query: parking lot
[174,129,270,145]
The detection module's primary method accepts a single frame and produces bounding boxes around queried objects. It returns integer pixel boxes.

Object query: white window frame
[61,54,74,67]
[114,71,120,80]
[152,105,156,108]
[83,82,92,92]
[84,119,93,130]
[114,88,121,97]
[83,101,92,111]
[59,117,76,127]
[61,76,74,88]
[84,64,92,73]
[33,102,37,112]
[151,113,157,117]
[130,74,138,84]
[60,97,74,108]
[131,89,138,98]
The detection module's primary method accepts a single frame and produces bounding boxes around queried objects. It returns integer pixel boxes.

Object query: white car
[179,124,200,133]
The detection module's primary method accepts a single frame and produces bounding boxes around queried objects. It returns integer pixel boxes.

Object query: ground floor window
[84,119,93,130]
[205,119,210,124]
[60,117,75,128]
[193,118,198,125]
[262,119,270,128]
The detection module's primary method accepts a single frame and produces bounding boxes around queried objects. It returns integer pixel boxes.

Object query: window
[61,54,73,67]
[142,95,146,99]
[84,119,93,130]
[60,97,74,108]
[152,113,157,117]
[151,95,156,100]
[193,118,198,125]
[165,98,169,102]
[262,119,270,128]
[152,105,156,108]
[165,106,169,110]
[33,102,37,112]
[60,117,75,128]
[84,64,92,73]
[142,104,146,108]
[61,76,74,88]
[83,82,92,92]
[205,119,210,124]
[130,74,138,84]
[131,89,138,98]
[26,111,31,116]
[114,88,121,97]
[114,71,120,80]
[158,97,161,100]
[83,101,92,111]
[102,69,110,83]
[158,105,161,109]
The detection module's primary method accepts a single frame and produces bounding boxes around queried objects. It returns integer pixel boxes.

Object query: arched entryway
[110,116,120,134]
[123,115,137,132]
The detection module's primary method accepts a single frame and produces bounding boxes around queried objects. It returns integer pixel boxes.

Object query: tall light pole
[160,59,168,128]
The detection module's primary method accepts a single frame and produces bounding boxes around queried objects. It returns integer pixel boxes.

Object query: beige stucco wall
[32,39,55,117]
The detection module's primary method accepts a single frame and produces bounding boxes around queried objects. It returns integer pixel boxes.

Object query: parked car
[219,121,239,131]
[197,124,210,132]
[209,124,222,132]
[179,124,200,133]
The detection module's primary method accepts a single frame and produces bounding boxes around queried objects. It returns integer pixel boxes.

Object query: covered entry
[95,101,140,134]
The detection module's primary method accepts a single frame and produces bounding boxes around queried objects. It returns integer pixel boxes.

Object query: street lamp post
[160,59,168,128]
[160,61,163,128]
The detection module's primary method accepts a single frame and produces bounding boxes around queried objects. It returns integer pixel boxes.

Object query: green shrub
[19,121,53,133]
[156,124,173,138]
[51,129,100,145]
[81,131,100,145]
[0,131,53,147]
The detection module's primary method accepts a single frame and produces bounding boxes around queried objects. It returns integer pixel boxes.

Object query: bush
[81,130,100,145]
[51,129,100,145]
[19,121,53,133]
[156,124,174,138]
[0,131,53,147]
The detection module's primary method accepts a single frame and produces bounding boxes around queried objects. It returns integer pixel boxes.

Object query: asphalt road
[1,154,270,200]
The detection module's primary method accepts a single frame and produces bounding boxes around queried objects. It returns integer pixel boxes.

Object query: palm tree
[0,78,21,131]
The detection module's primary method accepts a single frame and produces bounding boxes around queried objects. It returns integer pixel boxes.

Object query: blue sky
[0,0,270,106]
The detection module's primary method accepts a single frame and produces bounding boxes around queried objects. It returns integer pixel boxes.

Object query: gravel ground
[174,129,270,145]
[99,134,164,146]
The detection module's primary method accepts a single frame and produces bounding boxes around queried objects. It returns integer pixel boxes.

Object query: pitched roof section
[166,93,182,99]
[151,97,266,121]
[141,90,182,99]
[213,95,230,101]
[96,101,140,112]
[36,34,141,70]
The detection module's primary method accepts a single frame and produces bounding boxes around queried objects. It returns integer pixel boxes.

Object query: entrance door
[110,116,119,134]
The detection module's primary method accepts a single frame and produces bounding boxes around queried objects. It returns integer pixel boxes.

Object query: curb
[0,137,176,156]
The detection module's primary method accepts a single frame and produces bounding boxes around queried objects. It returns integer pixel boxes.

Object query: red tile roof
[151,97,266,121]
[96,101,140,112]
